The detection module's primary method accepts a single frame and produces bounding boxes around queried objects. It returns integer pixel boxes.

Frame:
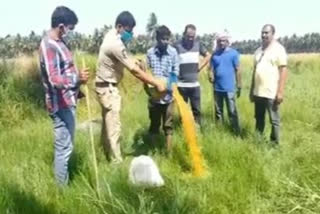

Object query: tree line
[0,13,319,58]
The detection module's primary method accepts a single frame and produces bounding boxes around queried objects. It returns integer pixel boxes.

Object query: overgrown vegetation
[0,54,320,213]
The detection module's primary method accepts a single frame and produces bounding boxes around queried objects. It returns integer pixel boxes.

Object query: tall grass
[0,53,319,213]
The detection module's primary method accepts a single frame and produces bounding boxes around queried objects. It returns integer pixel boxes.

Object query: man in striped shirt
[39,6,89,185]
[174,24,211,126]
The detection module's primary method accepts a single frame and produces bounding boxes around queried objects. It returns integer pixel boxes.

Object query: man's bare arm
[198,52,211,72]
[128,62,165,93]
[275,65,288,104]
[249,65,256,102]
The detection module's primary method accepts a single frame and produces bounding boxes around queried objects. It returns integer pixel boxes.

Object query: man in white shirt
[249,24,288,144]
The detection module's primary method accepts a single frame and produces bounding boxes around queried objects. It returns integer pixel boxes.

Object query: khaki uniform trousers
[96,84,122,162]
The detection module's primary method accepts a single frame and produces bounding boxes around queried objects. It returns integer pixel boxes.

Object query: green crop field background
[0,53,319,214]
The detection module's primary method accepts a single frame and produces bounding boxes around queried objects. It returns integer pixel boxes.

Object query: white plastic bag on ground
[129,155,164,187]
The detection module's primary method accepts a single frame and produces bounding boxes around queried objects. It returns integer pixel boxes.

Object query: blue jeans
[50,107,76,185]
[214,91,240,133]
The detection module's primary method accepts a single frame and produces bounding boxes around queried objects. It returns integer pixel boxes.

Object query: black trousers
[178,86,201,125]
[148,101,174,136]
[254,96,280,143]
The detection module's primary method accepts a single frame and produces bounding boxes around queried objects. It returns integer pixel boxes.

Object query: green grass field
[0,53,319,214]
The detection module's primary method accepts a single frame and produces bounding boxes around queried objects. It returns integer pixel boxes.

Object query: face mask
[183,39,194,49]
[158,43,168,53]
[61,26,73,45]
[121,30,133,44]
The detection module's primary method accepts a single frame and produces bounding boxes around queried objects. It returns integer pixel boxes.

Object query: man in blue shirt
[210,32,241,133]
[146,25,179,151]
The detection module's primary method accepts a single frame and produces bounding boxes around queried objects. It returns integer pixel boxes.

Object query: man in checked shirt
[39,6,89,186]
[146,25,179,151]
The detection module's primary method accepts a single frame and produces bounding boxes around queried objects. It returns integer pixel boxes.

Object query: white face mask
[61,26,73,44]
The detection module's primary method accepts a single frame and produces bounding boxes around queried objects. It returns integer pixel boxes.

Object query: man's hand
[79,68,89,84]
[155,80,166,93]
[137,59,147,72]
[275,92,284,105]
[208,71,214,83]
[236,87,241,98]
[249,90,254,102]
[209,75,214,83]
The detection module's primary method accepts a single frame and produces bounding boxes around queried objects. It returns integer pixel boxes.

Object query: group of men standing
[39,6,288,185]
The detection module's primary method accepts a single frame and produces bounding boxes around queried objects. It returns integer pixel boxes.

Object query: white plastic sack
[129,155,164,187]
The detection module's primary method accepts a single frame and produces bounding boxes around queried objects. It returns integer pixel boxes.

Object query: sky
[1,0,319,41]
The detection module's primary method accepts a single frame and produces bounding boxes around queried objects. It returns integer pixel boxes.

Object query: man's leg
[100,108,111,160]
[267,99,280,143]
[148,101,162,144]
[214,91,224,122]
[52,107,75,185]
[254,96,267,135]
[106,86,122,162]
[97,86,111,159]
[189,86,201,125]
[178,87,190,103]
[226,92,240,134]
[162,102,174,151]
[98,86,122,163]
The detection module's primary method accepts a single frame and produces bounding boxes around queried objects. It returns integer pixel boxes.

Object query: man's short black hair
[115,11,136,28]
[156,25,171,40]
[184,24,196,35]
[51,6,78,28]
[263,24,276,35]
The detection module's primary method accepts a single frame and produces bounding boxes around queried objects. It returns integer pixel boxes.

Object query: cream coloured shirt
[253,41,287,99]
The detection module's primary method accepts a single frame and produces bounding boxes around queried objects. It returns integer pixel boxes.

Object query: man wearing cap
[174,24,211,126]
[95,11,166,163]
[249,24,288,144]
[210,31,241,134]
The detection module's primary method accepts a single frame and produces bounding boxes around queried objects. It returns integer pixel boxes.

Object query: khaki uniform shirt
[95,29,136,84]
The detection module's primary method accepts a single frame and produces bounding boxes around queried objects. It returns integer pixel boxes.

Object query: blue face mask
[121,30,133,44]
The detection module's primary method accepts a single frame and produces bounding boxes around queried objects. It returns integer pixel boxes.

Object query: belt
[95,82,117,87]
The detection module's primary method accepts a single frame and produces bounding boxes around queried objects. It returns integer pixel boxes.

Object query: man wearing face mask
[95,11,166,163]
[250,24,288,145]
[60,25,74,50]
[210,31,241,134]
[146,25,179,151]
[174,24,211,126]
[39,6,89,185]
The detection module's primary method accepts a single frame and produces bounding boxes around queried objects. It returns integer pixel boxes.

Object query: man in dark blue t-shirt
[210,32,241,133]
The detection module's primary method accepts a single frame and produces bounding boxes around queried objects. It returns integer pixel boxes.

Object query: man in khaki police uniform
[95,11,166,163]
